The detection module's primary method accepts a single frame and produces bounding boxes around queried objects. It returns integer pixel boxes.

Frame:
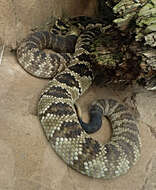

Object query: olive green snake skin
[16,16,141,179]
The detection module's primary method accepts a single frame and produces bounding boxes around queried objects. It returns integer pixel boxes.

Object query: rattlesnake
[17,16,141,179]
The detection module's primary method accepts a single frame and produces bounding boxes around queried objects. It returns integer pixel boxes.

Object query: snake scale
[17,16,141,179]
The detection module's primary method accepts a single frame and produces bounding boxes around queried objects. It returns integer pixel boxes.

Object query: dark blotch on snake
[55,73,81,93]
[69,62,93,78]
[42,86,71,99]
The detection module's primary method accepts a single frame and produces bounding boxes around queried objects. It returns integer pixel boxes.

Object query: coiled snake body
[17,16,141,179]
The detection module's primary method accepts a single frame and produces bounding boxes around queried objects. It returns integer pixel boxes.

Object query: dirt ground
[0,50,155,190]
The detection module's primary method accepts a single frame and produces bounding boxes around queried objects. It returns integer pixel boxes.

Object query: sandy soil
[0,50,155,190]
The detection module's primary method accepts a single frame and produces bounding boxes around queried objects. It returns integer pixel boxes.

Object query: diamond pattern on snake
[17,16,141,179]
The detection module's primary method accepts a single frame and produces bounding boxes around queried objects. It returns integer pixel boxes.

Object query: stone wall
[0,0,97,48]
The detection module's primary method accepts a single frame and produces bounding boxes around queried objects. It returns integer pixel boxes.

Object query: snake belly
[16,16,141,178]
[36,22,141,178]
